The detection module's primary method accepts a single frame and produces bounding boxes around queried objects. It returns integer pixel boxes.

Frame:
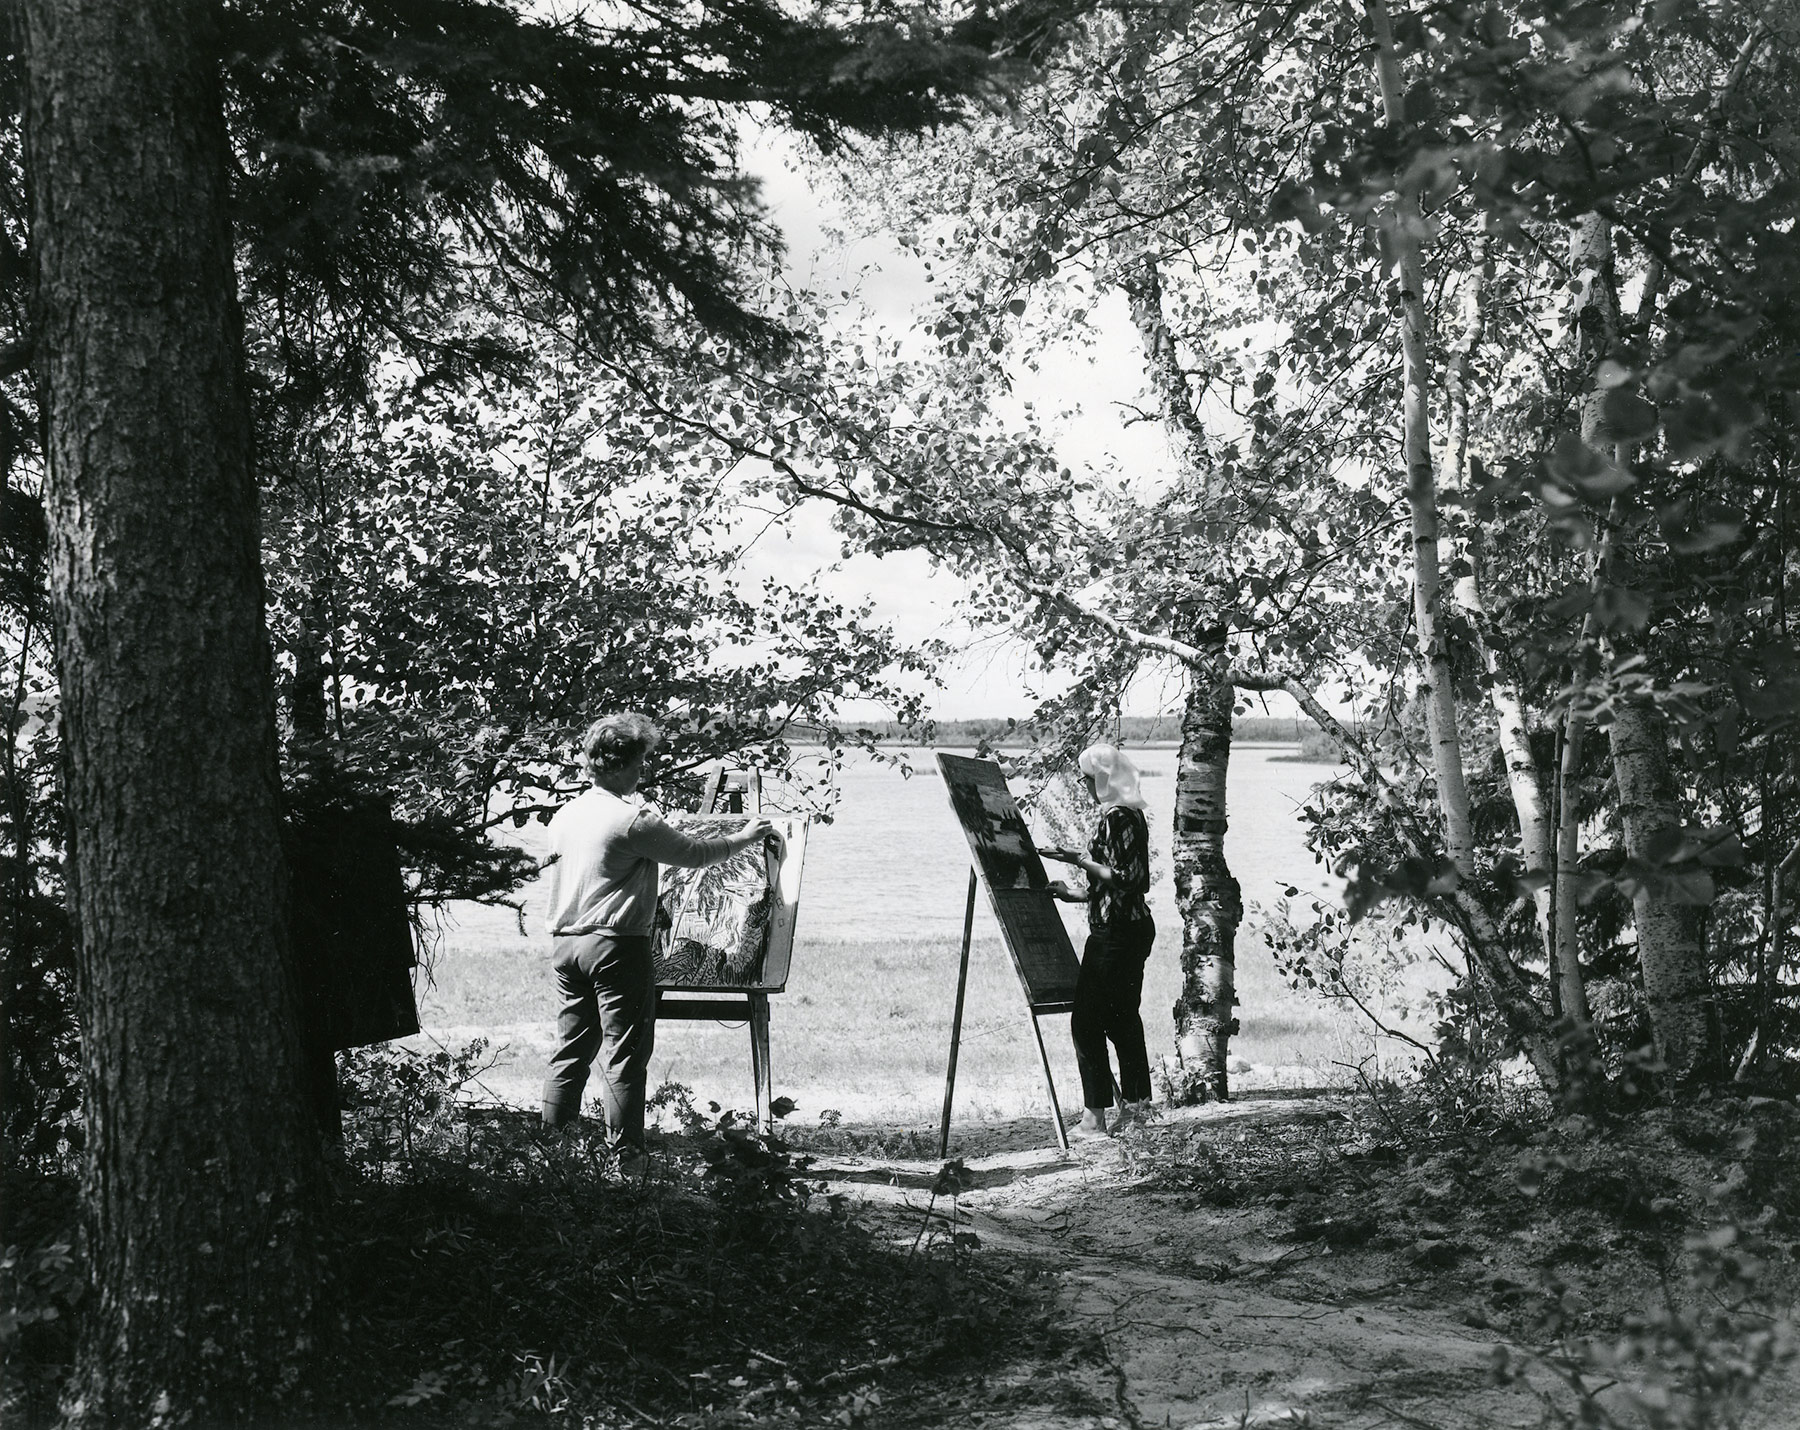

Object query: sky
[731,132,1201,722]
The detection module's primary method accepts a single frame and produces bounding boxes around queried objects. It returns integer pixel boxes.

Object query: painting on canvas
[653,814,807,991]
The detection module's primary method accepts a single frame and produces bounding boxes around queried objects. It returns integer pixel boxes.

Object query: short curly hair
[580,712,663,780]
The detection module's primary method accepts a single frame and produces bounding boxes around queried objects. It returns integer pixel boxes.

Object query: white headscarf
[1077,743,1148,810]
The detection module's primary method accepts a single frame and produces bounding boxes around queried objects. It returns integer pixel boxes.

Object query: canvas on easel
[653,764,808,1128]
[935,753,1082,1154]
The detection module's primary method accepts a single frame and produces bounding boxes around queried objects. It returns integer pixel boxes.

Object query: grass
[414,903,1378,1130]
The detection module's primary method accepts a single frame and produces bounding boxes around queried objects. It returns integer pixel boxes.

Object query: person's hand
[1044,879,1079,902]
[1038,846,1079,864]
[742,817,783,854]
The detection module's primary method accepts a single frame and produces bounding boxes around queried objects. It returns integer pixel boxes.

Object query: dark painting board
[936,753,1080,1010]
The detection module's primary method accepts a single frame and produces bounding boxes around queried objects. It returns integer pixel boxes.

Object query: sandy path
[798,1099,1556,1430]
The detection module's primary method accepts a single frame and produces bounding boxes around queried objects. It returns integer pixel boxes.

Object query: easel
[938,866,1074,1157]
[933,755,1083,1158]
[655,765,777,1129]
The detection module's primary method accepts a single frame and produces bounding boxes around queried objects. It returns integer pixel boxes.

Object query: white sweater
[542,787,734,936]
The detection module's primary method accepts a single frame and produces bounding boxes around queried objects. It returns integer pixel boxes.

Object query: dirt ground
[787,1092,1800,1430]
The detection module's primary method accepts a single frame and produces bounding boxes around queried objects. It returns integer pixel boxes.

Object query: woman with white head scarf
[1041,742,1155,1138]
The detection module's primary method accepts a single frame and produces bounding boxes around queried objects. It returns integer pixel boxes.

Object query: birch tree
[813,0,1800,1098]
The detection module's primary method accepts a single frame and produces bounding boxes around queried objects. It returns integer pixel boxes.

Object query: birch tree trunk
[1570,214,1719,1081]
[1365,0,1478,881]
[1441,239,1557,953]
[1611,699,1723,1079]
[1552,213,1622,1043]
[24,2,324,1418]
[1170,636,1240,1100]
[1122,256,1240,1098]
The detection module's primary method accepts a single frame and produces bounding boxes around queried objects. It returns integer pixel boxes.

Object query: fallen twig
[815,1351,907,1388]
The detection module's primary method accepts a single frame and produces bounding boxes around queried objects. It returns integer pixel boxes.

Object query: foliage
[792,0,1800,1095]
[263,311,938,858]
[223,0,1017,391]
[335,1038,506,1177]
[1498,1213,1797,1429]
[0,1235,81,1422]
[647,1081,831,1228]
[1154,1056,1215,1108]
[0,688,78,1177]
[309,1049,1046,1426]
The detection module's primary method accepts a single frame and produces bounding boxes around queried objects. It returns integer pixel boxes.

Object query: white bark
[1366,0,1477,882]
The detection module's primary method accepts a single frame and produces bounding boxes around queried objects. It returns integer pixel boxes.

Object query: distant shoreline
[796,719,1323,751]
[789,739,1303,753]
[802,715,1320,748]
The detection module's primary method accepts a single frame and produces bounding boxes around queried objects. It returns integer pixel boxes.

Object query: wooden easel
[932,755,1092,1158]
[655,766,775,1129]
[938,867,1075,1157]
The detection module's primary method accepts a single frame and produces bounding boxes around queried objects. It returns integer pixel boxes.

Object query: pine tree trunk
[23,3,324,1419]
[1170,637,1239,1101]
[1610,699,1723,1081]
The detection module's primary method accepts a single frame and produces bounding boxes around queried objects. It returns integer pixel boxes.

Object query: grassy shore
[413,908,1376,1130]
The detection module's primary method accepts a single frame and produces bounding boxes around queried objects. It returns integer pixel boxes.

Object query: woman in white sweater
[541,713,774,1152]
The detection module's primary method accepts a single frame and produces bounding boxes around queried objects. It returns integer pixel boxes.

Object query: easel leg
[1029,1011,1071,1154]
[939,868,978,1160]
[750,992,772,1132]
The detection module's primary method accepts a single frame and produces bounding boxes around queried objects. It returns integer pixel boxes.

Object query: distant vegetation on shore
[810,715,1327,748]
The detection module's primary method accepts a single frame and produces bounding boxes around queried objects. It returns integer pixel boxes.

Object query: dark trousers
[1071,917,1155,1110]
[542,932,657,1147]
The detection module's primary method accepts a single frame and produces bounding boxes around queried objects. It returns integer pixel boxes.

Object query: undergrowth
[1120,1061,1800,1428]
[328,1046,1047,1426]
[3,1042,1050,1427]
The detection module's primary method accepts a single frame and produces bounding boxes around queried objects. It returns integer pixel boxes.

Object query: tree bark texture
[1442,239,1558,959]
[24,2,324,1419]
[1122,257,1208,470]
[1169,640,1239,1100]
[1365,0,1478,882]
[1568,212,1716,1080]
[1121,256,1242,1097]
[1609,699,1723,1081]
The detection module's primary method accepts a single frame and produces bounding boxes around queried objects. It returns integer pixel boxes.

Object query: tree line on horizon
[808,715,1325,746]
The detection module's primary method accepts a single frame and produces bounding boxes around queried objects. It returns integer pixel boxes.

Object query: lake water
[787,744,1339,948]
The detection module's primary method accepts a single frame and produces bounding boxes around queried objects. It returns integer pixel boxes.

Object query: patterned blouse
[1088,805,1151,930]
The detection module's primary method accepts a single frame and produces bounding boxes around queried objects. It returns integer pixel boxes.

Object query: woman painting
[1041,743,1155,1138]
[540,713,776,1156]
